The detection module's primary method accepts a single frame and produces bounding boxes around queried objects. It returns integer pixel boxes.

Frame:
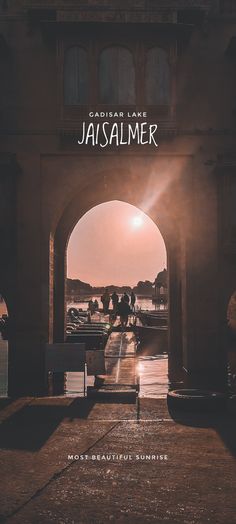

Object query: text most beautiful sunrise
[77,111,158,147]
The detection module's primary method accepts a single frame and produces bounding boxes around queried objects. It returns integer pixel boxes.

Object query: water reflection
[138,355,168,399]
[65,355,169,399]
[67,295,163,312]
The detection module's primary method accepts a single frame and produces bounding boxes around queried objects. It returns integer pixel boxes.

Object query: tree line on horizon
[67,269,167,297]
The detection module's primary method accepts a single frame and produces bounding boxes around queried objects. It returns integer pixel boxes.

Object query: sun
[132,215,144,228]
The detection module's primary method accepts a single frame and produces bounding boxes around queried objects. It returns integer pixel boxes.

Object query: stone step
[87,385,137,402]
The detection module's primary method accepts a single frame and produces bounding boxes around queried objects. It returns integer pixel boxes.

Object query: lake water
[67,294,166,312]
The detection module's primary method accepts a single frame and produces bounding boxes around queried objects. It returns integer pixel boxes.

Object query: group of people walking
[101,290,136,327]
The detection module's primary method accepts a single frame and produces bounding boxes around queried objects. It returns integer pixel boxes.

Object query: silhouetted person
[94,299,99,310]
[123,292,130,304]
[101,289,110,314]
[118,297,131,329]
[88,300,96,315]
[131,291,136,312]
[111,291,119,314]
[68,307,79,322]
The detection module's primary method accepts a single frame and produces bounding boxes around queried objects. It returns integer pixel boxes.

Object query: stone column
[181,169,227,391]
[8,155,47,396]
[168,243,183,385]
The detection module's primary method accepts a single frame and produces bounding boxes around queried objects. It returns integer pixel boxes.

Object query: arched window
[146,47,170,105]
[99,46,135,104]
[64,47,89,105]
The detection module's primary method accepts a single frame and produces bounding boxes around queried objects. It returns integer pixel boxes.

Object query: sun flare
[132,215,143,228]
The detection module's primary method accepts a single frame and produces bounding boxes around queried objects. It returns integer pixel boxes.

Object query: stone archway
[8,154,192,396]
[7,153,228,396]
[52,170,184,380]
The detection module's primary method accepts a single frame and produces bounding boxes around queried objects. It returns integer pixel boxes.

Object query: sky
[67,201,167,287]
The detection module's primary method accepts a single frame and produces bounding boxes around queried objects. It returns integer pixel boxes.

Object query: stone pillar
[8,155,48,397]
[181,170,227,391]
[168,244,183,384]
[53,231,66,343]
[217,167,236,382]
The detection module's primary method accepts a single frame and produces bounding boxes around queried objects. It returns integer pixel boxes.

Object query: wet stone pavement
[103,332,136,386]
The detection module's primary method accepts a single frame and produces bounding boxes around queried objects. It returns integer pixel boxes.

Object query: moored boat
[137,310,168,327]
[134,325,168,355]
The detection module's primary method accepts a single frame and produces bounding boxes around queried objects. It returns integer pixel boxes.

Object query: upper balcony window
[99,46,135,104]
[62,43,173,111]
[146,47,170,105]
[64,46,89,105]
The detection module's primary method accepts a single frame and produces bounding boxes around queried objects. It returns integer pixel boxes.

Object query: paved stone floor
[103,331,136,386]
[1,328,235,524]
[0,396,236,524]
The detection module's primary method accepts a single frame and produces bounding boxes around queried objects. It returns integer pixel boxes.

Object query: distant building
[153,269,168,305]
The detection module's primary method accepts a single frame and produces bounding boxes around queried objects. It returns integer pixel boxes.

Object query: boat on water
[134,309,168,354]
[137,309,168,316]
[137,310,168,327]
[134,325,168,355]
[66,306,111,350]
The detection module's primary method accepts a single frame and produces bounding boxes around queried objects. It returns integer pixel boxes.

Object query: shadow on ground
[0,396,136,451]
[169,407,236,457]
[0,398,96,451]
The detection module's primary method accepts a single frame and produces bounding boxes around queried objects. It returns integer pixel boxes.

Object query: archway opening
[65,200,169,398]
[0,294,8,397]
